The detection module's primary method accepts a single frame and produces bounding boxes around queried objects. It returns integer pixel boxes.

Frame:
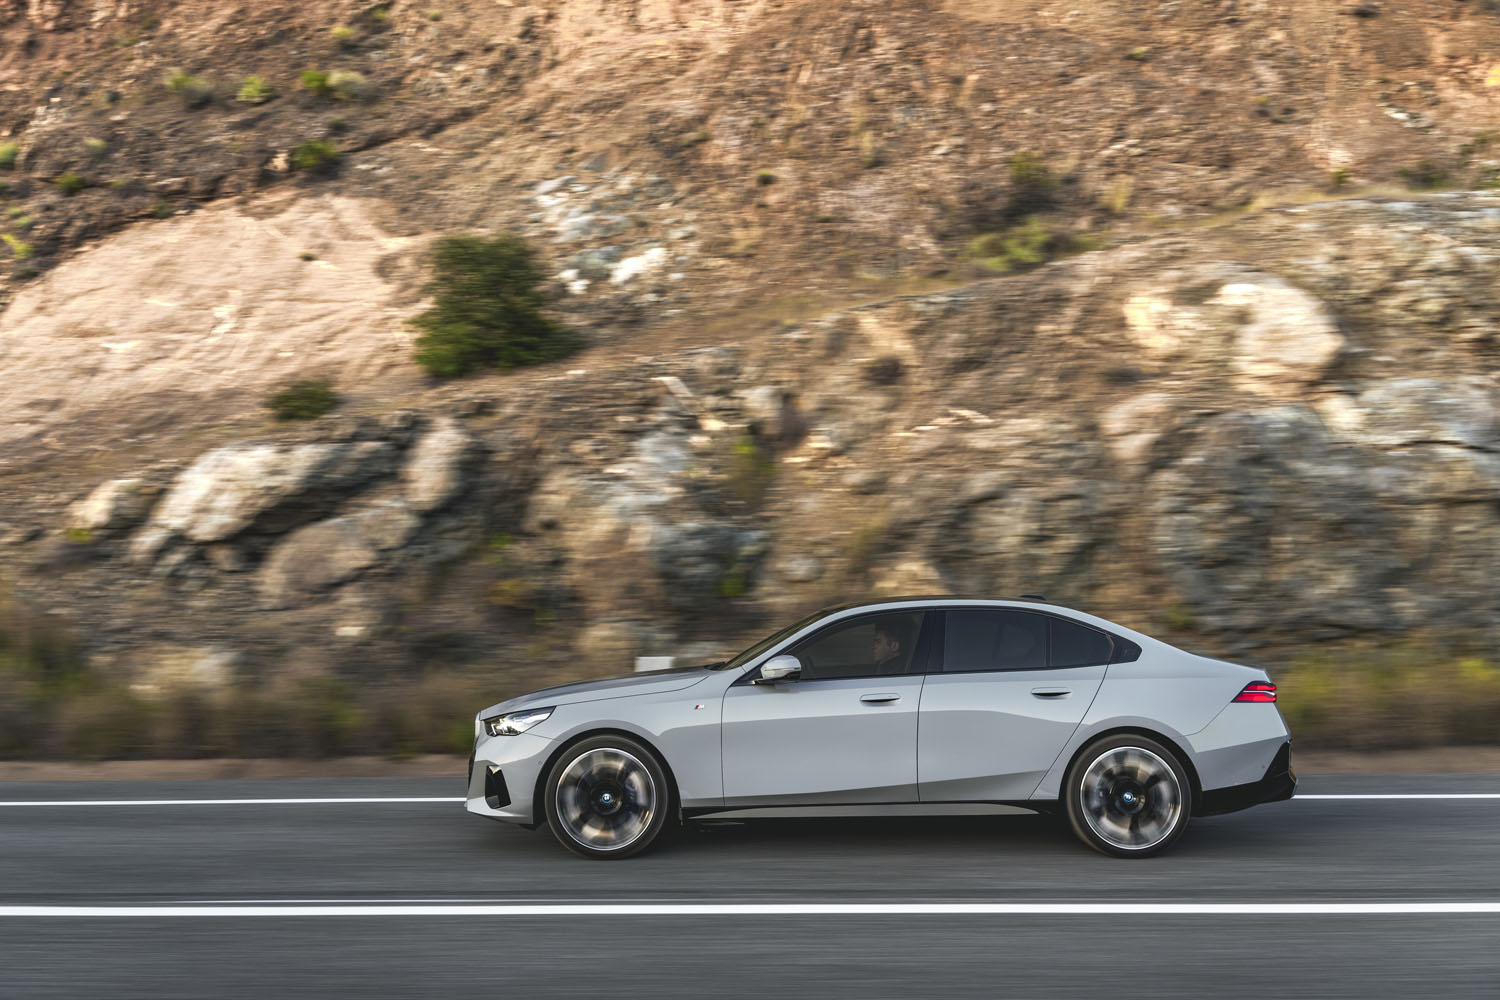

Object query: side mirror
[755,654,802,685]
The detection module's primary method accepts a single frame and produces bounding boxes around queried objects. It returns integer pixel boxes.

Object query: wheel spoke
[1079,745,1182,852]
[554,748,658,852]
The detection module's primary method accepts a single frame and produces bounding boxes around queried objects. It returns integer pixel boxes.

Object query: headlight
[482,707,554,737]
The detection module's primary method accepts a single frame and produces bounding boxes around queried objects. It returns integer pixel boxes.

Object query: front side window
[787,612,926,681]
[942,610,1047,672]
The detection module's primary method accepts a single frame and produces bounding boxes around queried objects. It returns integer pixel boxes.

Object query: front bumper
[1196,741,1296,817]
[465,731,554,827]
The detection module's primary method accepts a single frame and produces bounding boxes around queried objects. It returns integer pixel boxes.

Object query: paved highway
[3,773,1499,998]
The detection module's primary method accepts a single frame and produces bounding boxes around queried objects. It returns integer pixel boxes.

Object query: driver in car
[871,620,913,675]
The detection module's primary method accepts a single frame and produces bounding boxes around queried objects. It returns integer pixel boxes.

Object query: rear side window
[942,610,1047,672]
[1049,617,1113,668]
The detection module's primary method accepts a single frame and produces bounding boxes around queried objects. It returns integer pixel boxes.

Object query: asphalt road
[3,773,1499,998]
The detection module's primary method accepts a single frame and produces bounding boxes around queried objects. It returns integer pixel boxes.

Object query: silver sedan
[466,598,1295,858]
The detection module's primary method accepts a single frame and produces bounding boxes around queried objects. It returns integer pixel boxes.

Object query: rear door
[721,610,929,806]
[917,609,1108,802]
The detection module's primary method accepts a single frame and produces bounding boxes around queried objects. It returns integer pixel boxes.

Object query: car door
[721,610,929,807]
[918,609,1108,802]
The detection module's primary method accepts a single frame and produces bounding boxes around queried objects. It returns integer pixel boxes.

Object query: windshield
[711,609,829,671]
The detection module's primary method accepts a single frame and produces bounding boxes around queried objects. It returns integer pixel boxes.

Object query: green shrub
[265,379,339,420]
[1397,159,1449,191]
[0,142,19,169]
[2,233,34,259]
[291,139,340,174]
[54,172,86,196]
[236,75,274,104]
[299,69,331,96]
[165,69,213,108]
[330,25,357,48]
[1125,46,1150,61]
[300,68,371,101]
[755,169,775,186]
[325,70,372,101]
[965,216,1098,273]
[859,130,881,169]
[966,217,1048,271]
[1099,176,1133,215]
[1005,151,1058,218]
[410,234,578,377]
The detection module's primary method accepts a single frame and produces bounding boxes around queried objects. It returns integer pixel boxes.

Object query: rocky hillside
[3,0,1500,708]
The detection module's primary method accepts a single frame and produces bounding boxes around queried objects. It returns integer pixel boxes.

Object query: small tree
[410,235,577,377]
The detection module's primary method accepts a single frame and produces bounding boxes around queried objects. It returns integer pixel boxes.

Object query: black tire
[543,734,674,860]
[1064,733,1192,859]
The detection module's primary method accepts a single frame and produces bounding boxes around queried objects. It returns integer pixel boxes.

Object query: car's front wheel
[1064,734,1192,858]
[543,735,673,859]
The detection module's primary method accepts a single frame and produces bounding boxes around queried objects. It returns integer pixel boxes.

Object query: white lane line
[0,798,463,807]
[0,794,1498,807]
[1296,794,1500,800]
[4,902,1500,918]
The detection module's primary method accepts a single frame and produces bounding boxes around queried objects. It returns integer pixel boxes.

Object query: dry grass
[1275,643,1500,750]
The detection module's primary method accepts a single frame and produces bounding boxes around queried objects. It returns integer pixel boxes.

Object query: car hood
[479,666,715,718]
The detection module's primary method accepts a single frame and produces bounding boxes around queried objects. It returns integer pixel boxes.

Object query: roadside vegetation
[264,379,339,421]
[411,234,578,377]
[5,581,1500,760]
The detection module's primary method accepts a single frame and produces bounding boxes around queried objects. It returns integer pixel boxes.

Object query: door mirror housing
[755,654,802,684]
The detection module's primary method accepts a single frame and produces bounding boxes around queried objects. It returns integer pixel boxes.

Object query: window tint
[943,611,1047,672]
[788,612,925,681]
[1109,637,1142,664]
[1049,617,1113,668]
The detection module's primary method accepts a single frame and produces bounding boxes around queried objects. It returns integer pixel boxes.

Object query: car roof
[800,596,1161,651]
[815,595,1077,615]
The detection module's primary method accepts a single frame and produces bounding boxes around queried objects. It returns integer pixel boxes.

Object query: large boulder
[257,501,421,608]
[1216,277,1345,392]
[130,440,395,563]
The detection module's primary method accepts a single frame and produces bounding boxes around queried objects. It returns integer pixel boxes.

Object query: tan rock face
[0,194,420,450]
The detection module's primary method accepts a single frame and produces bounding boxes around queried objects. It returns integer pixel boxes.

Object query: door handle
[1031,687,1071,698]
[860,693,901,704]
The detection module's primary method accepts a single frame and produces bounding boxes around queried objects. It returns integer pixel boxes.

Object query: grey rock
[351,500,422,551]
[843,470,888,495]
[572,246,623,281]
[258,517,380,609]
[135,440,395,556]
[774,554,824,584]
[66,478,161,535]
[402,417,475,513]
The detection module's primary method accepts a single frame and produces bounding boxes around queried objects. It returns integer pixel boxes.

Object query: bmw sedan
[466,598,1295,858]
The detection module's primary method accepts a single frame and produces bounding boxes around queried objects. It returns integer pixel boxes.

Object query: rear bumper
[1196,741,1296,817]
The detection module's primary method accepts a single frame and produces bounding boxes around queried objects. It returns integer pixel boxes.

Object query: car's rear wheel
[543,735,673,859]
[1064,734,1192,858]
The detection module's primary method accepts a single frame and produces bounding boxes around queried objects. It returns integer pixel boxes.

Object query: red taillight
[1234,681,1277,703]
